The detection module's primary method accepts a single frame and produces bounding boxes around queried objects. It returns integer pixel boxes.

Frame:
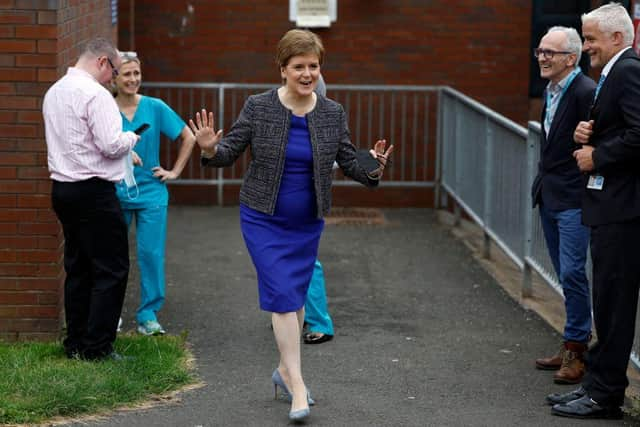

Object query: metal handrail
[140,81,640,370]
[438,89,640,371]
[142,82,440,205]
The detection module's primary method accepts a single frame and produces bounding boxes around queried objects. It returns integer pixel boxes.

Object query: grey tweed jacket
[201,88,379,218]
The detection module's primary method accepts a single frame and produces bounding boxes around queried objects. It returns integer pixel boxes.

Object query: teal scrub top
[116,95,186,209]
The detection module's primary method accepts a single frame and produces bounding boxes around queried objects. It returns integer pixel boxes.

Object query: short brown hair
[276,29,324,68]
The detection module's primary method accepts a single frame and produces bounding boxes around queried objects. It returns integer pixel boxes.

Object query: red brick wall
[119,0,532,124]
[0,0,116,341]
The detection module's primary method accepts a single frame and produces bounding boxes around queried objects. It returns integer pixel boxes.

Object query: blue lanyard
[545,68,581,130]
[594,74,606,100]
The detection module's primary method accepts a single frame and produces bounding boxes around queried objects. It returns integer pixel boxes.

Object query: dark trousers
[51,178,129,359]
[583,218,640,406]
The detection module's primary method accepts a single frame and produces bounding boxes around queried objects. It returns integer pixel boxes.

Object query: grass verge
[0,333,196,425]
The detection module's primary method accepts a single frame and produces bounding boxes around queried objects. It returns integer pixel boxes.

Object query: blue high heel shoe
[289,406,310,422]
[271,369,315,406]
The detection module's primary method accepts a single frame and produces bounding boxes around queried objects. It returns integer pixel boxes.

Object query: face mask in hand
[121,152,139,200]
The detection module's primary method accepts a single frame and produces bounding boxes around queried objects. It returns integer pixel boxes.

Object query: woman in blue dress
[113,52,196,336]
[190,30,393,422]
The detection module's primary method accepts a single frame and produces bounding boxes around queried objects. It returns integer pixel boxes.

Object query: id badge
[587,175,604,190]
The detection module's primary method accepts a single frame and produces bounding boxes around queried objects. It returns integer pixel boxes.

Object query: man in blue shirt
[531,26,595,384]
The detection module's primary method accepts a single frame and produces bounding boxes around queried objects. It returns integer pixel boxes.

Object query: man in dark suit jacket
[549,3,640,420]
[531,26,595,385]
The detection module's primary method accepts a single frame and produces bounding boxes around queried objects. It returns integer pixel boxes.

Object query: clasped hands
[573,119,594,172]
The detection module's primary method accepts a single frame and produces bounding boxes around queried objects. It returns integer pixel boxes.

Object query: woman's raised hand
[368,139,394,176]
[189,109,223,155]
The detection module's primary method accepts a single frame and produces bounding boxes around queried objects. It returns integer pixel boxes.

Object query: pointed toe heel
[289,407,310,422]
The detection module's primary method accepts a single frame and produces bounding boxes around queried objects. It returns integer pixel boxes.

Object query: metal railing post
[217,86,225,206]
[453,203,461,226]
[483,118,493,259]
[454,98,464,227]
[522,122,537,297]
[435,88,443,209]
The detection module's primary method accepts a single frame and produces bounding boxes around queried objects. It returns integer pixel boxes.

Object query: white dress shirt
[601,46,631,79]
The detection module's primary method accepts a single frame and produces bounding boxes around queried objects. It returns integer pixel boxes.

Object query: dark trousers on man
[583,218,640,406]
[51,178,129,359]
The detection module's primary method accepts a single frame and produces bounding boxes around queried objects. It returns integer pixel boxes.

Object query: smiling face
[582,19,620,70]
[537,31,576,84]
[280,53,320,98]
[114,60,141,96]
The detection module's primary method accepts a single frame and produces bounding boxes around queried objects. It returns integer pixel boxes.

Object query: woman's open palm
[189,109,223,152]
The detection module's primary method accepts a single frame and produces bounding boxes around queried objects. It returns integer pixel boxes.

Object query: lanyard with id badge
[585,77,605,191]
[585,74,605,192]
[587,174,604,190]
[545,68,581,133]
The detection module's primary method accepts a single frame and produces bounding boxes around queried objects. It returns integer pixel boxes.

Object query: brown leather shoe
[535,343,565,370]
[553,341,587,384]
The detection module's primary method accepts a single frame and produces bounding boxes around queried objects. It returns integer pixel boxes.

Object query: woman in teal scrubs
[114,52,196,335]
[303,260,334,343]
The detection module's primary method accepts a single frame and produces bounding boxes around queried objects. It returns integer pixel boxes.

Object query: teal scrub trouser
[122,205,167,325]
[304,260,334,335]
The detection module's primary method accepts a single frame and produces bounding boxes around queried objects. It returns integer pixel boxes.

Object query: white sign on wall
[290,0,337,28]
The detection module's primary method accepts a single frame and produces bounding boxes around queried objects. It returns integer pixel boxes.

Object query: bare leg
[272,308,308,412]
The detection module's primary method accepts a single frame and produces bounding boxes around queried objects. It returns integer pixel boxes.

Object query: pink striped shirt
[43,67,138,182]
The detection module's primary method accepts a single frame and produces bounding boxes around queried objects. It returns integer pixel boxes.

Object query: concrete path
[63,207,640,427]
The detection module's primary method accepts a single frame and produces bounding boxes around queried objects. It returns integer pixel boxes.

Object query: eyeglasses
[105,56,118,78]
[533,48,572,59]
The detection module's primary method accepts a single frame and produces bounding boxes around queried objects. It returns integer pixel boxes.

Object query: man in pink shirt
[43,38,139,361]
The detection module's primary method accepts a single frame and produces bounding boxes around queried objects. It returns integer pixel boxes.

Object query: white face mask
[121,152,139,200]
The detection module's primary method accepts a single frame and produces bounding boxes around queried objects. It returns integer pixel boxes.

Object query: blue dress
[240,115,324,313]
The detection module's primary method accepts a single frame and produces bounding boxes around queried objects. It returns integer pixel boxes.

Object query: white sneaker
[117,317,123,333]
[137,320,166,336]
